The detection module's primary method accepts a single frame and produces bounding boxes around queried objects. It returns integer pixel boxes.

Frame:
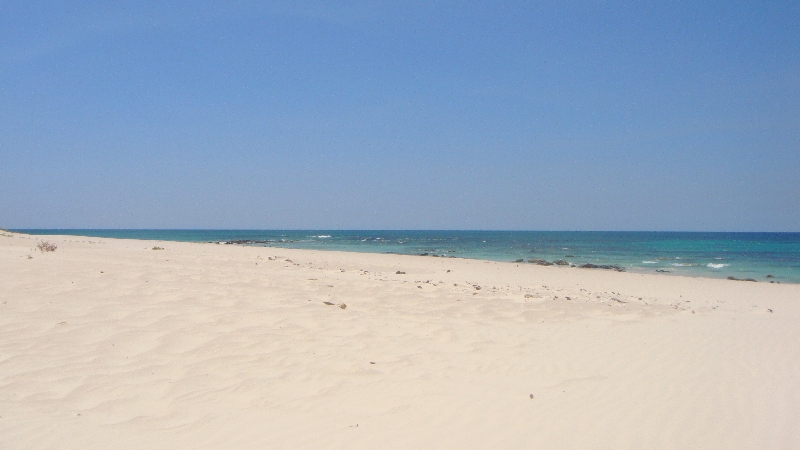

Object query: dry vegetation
[36,241,57,252]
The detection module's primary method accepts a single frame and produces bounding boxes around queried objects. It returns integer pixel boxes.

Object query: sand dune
[1,232,799,449]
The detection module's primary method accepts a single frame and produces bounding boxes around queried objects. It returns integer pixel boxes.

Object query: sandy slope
[1,231,798,449]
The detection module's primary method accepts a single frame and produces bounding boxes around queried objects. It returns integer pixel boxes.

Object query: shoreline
[9,229,799,285]
[2,231,799,448]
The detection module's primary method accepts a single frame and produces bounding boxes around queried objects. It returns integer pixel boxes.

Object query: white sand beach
[1,231,799,449]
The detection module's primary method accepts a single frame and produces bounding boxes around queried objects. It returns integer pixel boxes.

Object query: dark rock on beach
[525,258,576,267]
[728,276,757,282]
[225,239,273,245]
[528,259,552,266]
[579,263,625,272]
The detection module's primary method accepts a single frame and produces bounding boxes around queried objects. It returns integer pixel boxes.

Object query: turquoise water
[15,230,800,284]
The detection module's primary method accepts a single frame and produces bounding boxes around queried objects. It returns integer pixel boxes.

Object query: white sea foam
[642,260,658,264]
[313,235,332,238]
[707,263,728,269]
[671,263,693,267]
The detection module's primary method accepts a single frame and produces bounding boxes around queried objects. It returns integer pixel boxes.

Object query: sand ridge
[1,232,799,449]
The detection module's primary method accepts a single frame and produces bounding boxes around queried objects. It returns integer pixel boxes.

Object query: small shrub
[37,241,57,252]
[152,246,164,250]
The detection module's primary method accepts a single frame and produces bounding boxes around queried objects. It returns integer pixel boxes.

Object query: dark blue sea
[15,230,800,284]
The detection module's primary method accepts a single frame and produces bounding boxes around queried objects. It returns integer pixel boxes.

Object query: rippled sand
[2,232,799,449]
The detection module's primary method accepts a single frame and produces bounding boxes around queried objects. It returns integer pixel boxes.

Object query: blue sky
[1,1,798,230]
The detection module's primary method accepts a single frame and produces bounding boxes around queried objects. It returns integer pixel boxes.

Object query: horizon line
[8,228,800,234]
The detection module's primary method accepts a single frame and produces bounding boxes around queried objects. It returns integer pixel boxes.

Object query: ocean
[14,230,800,284]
